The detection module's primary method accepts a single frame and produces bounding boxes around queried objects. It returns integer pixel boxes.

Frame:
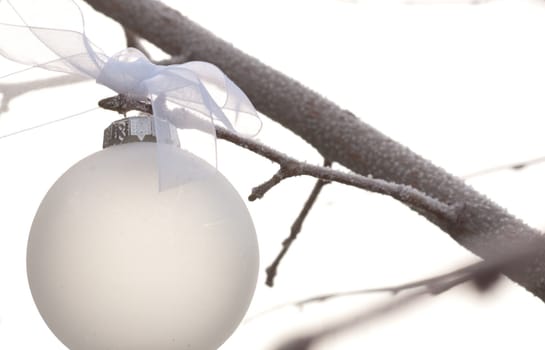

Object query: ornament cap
[103,116,179,149]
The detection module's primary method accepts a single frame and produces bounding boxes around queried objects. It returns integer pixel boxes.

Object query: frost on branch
[82,0,545,301]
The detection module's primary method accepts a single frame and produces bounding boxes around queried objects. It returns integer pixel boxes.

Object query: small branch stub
[98,94,152,116]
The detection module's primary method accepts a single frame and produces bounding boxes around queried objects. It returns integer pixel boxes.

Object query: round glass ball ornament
[26,117,259,350]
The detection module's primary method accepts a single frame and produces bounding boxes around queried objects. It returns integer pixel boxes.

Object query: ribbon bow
[0,0,261,190]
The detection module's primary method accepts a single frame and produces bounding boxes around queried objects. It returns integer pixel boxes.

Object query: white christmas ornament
[27,117,259,350]
[0,1,262,347]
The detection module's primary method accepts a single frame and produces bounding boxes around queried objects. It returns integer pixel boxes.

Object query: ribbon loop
[96,48,160,98]
[0,0,262,190]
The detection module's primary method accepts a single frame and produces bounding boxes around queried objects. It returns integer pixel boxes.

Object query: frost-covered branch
[98,94,460,224]
[84,0,545,301]
[265,160,332,287]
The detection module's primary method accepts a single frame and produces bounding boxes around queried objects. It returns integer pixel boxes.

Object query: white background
[1,0,545,349]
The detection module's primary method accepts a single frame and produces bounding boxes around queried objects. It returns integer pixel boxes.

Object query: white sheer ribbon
[0,0,261,190]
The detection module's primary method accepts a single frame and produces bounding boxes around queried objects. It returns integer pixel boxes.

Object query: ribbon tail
[152,94,217,191]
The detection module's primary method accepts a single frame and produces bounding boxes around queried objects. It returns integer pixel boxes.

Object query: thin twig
[295,260,501,307]
[266,160,332,287]
[247,245,511,323]
[248,167,292,201]
[462,155,545,179]
[274,241,537,350]
[97,94,461,224]
[276,290,423,350]
[216,126,462,222]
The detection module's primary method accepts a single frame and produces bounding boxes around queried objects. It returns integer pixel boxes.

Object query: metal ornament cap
[103,116,180,149]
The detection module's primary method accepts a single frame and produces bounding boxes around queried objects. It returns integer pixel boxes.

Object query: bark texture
[84,0,545,300]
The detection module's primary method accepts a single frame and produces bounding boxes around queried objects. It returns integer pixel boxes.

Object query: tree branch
[97,94,460,223]
[249,233,532,324]
[274,240,537,350]
[266,160,332,287]
[84,0,545,301]
[215,125,460,222]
